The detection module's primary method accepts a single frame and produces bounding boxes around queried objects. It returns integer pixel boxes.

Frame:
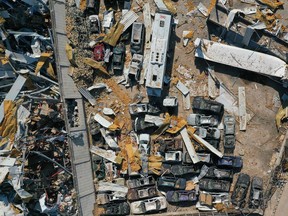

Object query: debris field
[1,0,288,216]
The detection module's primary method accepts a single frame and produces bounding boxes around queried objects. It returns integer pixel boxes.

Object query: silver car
[187,114,219,126]
[130,197,167,214]
[224,115,236,150]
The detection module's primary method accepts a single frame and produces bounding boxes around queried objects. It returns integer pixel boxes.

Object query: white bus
[145,10,172,97]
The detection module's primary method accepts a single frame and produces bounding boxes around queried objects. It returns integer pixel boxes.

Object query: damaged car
[128,54,143,81]
[157,177,186,190]
[156,137,183,153]
[205,167,234,180]
[130,197,167,214]
[231,173,250,207]
[199,179,231,192]
[170,164,200,176]
[112,42,125,72]
[127,186,157,201]
[249,177,263,209]
[127,176,155,189]
[166,190,197,203]
[195,127,221,140]
[217,156,243,170]
[192,96,224,116]
[88,15,101,34]
[187,114,219,127]
[129,103,160,115]
[164,151,182,163]
[134,117,156,132]
[100,202,130,216]
[93,43,105,61]
[224,114,236,152]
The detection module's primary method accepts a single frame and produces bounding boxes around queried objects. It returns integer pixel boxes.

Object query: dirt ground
[65,0,288,214]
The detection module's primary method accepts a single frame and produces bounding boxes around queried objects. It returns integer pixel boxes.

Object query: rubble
[5,0,285,215]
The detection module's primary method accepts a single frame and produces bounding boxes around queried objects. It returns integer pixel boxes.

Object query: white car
[130,197,167,214]
[139,134,150,154]
[165,151,182,162]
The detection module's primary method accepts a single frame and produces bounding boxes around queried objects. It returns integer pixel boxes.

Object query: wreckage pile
[0,1,77,215]
[64,0,288,215]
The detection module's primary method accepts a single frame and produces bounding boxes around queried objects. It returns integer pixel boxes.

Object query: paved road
[49,1,96,215]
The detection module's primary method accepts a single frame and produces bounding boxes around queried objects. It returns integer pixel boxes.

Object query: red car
[93,43,105,61]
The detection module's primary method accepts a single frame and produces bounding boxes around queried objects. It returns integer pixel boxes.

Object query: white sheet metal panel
[120,10,139,32]
[143,3,152,49]
[194,38,288,80]
[193,134,223,158]
[238,86,247,131]
[180,128,200,164]
[154,0,168,11]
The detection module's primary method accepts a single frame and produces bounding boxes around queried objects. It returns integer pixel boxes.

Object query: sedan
[166,190,197,203]
[231,173,250,207]
[130,197,167,214]
[199,178,231,192]
[127,186,157,201]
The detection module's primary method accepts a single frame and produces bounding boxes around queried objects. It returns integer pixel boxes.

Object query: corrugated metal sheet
[120,10,139,32]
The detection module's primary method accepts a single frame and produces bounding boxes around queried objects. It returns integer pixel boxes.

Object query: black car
[205,167,234,180]
[249,177,263,208]
[101,202,130,215]
[231,173,250,207]
[217,156,243,170]
[170,164,200,176]
[199,178,231,192]
[192,96,224,116]
[112,42,125,72]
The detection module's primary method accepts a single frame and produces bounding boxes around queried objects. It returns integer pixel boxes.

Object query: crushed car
[138,133,150,154]
[205,167,234,180]
[187,114,219,127]
[127,186,157,201]
[134,117,156,132]
[224,114,236,152]
[166,190,197,203]
[127,176,155,189]
[195,127,221,139]
[199,179,231,192]
[128,54,143,81]
[130,197,167,214]
[249,176,263,209]
[93,43,105,61]
[192,96,224,116]
[131,22,145,54]
[231,173,250,207]
[155,137,183,153]
[170,164,200,176]
[112,42,125,72]
[157,177,186,190]
[217,156,243,170]
[164,151,182,163]
[88,15,101,34]
[129,103,160,115]
[100,202,130,216]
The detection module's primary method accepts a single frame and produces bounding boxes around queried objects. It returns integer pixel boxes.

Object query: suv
[224,115,236,152]
[231,173,250,207]
[187,114,219,127]
[192,96,224,116]
[131,22,145,54]
[112,42,125,72]
[249,177,263,208]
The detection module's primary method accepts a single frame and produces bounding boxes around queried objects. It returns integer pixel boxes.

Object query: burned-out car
[130,22,145,54]
[217,156,243,170]
[192,96,224,116]
[157,177,186,190]
[183,152,211,164]
[130,197,167,214]
[231,173,250,207]
[100,202,130,216]
[89,15,101,34]
[163,96,178,107]
[97,193,126,204]
[134,117,156,132]
[129,103,160,115]
[127,176,155,189]
[128,54,143,81]
[170,164,200,176]
[195,127,221,140]
[155,137,183,153]
[187,114,219,127]
[224,114,236,152]
[205,167,234,180]
[199,179,231,192]
[166,190,197,203]
[127,186,157,201]
[138,133,150,154]
[249,177,263,208]
[164,151,182,163]
[112,42,125,72]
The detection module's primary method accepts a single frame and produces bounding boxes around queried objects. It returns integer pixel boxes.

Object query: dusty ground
[65,0,288,214]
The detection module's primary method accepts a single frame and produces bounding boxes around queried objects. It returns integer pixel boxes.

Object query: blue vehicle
[217,156,243,169]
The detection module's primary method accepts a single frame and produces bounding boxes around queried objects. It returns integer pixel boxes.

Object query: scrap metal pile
[0,1,77,215]
[64,0,287,215]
